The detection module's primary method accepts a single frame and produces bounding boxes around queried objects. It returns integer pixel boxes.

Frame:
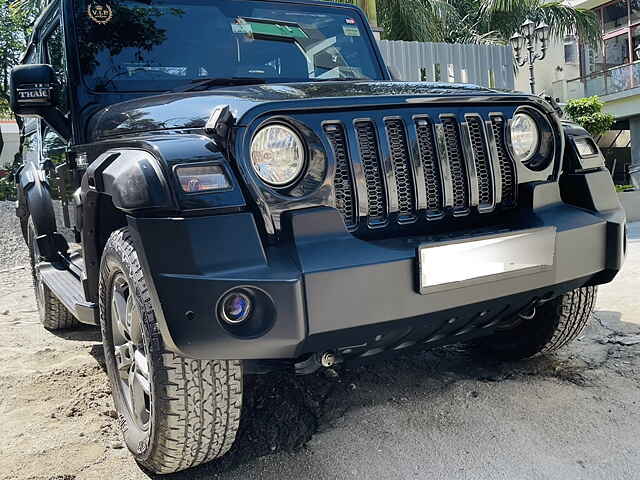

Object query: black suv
[10,0,626,474]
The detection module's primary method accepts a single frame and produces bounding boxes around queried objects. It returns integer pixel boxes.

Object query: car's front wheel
[99,228,243,474]
[476,286,598,360]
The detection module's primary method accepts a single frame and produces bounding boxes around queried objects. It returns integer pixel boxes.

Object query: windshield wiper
[309,77,369,82]
[170,77,267,93]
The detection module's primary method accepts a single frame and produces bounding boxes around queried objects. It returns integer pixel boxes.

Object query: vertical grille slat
[441,117,470,215]
[324,123,357,229]
[385,119,416,222]
[415,118,444,217]
[355,120,387,225]
[467,117,495,210]
[490,116,517,206]
[326,111,520,233]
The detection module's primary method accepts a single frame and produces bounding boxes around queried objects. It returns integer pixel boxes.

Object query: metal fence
[378,40,514,90]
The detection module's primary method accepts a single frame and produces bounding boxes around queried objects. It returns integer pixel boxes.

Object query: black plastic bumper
[127,174,626,362]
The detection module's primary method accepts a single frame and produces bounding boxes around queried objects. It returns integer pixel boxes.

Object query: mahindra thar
[10,0,626,474]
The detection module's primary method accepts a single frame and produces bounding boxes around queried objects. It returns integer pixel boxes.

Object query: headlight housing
[510,113,539,163]
[250,124,306,186]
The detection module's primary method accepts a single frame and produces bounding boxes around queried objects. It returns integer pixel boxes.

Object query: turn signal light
[175,164,231,193]
[574,137,598,157]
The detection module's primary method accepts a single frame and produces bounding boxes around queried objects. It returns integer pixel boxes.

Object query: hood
[88,81,527,141]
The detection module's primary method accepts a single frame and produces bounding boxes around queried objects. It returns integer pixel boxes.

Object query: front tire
[99,228,243,474]
[477,286,597,360]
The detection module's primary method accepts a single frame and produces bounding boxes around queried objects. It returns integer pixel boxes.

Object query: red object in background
[0,170,8,178]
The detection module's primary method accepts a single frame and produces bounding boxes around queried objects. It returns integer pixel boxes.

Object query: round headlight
[510,113,539,163]
[250,125,305,186]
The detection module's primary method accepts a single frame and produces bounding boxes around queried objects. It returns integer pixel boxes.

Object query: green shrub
[565,96,615,137]
[0,162,18,201]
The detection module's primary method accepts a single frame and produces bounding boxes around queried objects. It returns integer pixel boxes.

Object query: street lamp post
[510,19,551,94]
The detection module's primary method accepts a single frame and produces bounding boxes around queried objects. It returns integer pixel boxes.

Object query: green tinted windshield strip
[236,18,309,39]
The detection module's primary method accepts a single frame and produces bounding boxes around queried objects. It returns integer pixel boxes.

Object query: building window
[605,33,631,68]
[603,0,629,33]
[632,0,640,23]
[564,35,578,63]
[632,25,640,59]
[581,0,640,77]
[581,42,604,76]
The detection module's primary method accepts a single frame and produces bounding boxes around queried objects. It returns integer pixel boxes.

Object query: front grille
[491,116,517,207]
[415,118,443,217]
[441,117,469,215]
[327,113,517,232]
[385,119,416,222]
[324,124,357,228]
[355,121,387,225]
[467,116,494,209]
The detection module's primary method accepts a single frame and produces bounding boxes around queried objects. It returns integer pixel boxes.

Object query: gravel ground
[0,201,29,271]
[1,201,639,480]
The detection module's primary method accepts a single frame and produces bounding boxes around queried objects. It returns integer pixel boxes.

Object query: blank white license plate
[417,227,556,294]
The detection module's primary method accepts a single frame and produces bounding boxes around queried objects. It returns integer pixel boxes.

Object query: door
[40,17,80,253]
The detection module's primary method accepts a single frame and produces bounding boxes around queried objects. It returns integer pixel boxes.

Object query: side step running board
[39,263,98,325]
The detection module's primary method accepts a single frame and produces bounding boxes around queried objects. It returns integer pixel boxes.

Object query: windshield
[72,0,384,92]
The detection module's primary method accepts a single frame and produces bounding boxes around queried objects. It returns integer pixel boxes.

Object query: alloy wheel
[110,273,152,431]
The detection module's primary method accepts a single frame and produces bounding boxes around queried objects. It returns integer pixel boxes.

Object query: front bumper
[128,174,626,362]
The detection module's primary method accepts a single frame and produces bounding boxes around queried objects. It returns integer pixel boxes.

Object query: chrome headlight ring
[250,124,307,187]
[507,107,555,172]
[510,112,539,163]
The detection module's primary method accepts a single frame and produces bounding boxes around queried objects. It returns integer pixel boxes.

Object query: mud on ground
[1,212,639,480]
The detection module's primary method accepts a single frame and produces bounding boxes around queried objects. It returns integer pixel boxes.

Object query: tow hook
[320,351,337,368]
[519,306,537,320]
[519,293,556,320]
[294,351,342,375]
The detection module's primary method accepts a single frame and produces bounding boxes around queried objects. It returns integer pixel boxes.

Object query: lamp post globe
[515,18,549,94]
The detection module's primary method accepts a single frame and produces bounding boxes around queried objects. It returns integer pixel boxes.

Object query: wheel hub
[110,274,151,431]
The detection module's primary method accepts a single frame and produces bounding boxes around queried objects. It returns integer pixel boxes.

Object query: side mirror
[10,64,57,114]
[10,64,71,140]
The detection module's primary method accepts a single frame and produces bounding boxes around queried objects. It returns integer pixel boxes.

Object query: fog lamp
[220,291,252,325]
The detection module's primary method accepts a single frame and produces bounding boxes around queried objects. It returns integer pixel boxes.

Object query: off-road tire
[99,228,243,474]
[27,217,79,330]
[477,286,598,360]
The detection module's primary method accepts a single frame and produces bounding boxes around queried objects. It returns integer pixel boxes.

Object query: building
[515,0,639,185]
[0,120,19,169]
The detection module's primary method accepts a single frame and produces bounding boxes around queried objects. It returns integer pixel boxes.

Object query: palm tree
[330,0,599,47]
[10,0,48,17]
[477,0,600,46]
[13,0,600,47]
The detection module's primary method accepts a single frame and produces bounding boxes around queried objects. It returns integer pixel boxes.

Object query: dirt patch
[1,215,639,479]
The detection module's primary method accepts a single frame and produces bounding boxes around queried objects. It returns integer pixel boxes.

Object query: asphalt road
[1,221,639,480]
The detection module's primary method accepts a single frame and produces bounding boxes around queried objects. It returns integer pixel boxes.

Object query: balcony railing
[558,62,640,101]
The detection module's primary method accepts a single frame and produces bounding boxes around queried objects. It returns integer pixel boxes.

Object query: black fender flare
[17,162,62,259]
[81,148,175,303]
